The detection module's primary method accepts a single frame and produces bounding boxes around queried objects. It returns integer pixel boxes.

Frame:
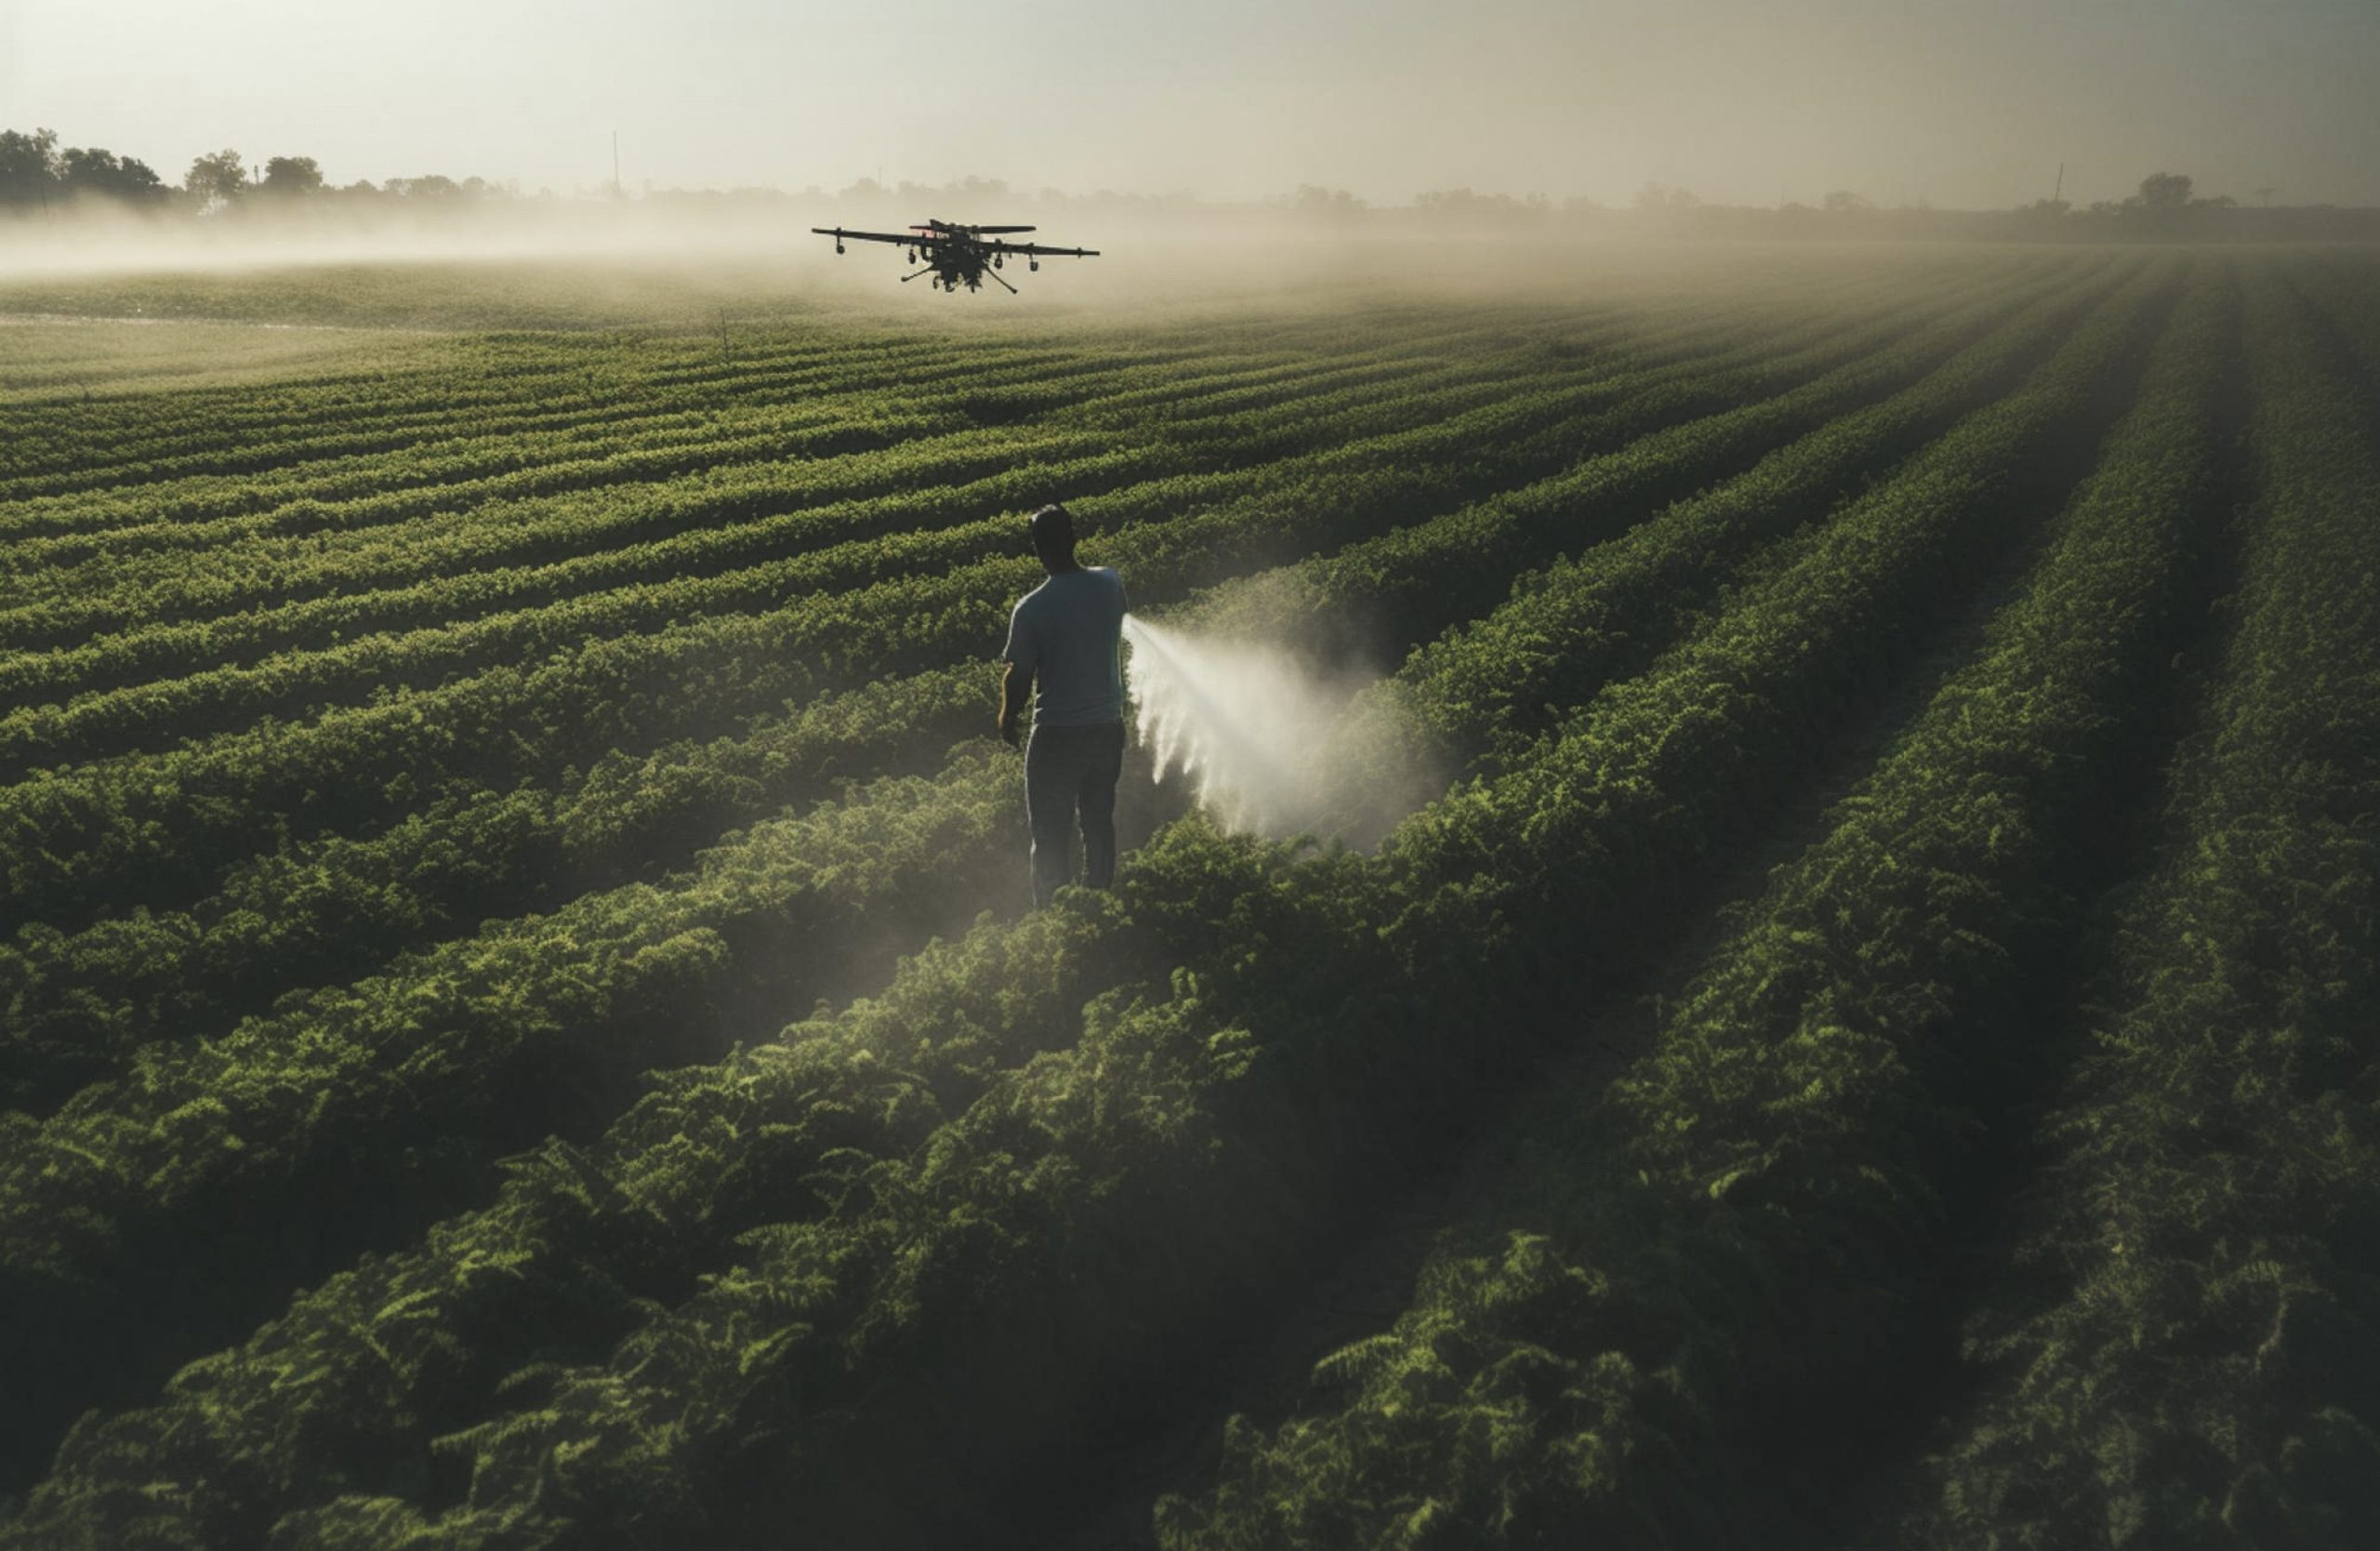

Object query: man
[999,503,1128,908]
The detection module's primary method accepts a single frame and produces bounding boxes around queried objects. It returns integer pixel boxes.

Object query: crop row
[0,309,1467,567]
[191,244,2184,1551]
[2290,249,2380,383]
[0,393,1684,1492]
[0,338,1019,579]
[1163,262,2236,1551]
[508,243,2163,1551]
[0,325,1051,503]
[0,333,608,486]
[0,317,406,404]
[0,336,1569,692]
[1901,269,2380,1545]
[0,337,916,503]
[0,291,2001,1280]
[0,311,1452,537]
[1298,258,2158,769]
[5,292,1837,747]
[0,259,2016,610]
[2,267,1923,652]
[0,260,2098,1103]
[0,317,1185,515]
[0,332,1205,590]
[0,288,1611,496]
[0,394,1511,773]
[0,256,2161,1544]
[0,282,1725,524]
[452,245,2175,1551]
[0,293,1970,1465]
[0,264,2015,935]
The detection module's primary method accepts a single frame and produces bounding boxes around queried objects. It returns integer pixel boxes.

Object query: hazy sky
[5,0,2376,207]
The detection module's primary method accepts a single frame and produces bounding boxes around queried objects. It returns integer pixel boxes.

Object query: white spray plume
[1123,613,1441,843]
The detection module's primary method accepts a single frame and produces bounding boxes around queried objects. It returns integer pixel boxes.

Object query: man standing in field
[1000,503,1129,907]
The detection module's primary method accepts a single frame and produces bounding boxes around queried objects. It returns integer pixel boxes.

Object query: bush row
[0,341,1544,689]
[0,326,1010,508]
[1901,264,2380,1547]
[0,269,1982,935]
[234,242,2179,1551]
[0,253,2157,1548]
[0,261,2078,1105]
[1165,261,2234,1551]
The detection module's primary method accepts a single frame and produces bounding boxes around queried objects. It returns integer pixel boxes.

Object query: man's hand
[998,662,1031,749]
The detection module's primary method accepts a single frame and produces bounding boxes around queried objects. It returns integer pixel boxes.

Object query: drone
[813,219,1101,293]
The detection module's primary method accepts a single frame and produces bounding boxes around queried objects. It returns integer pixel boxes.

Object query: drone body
[813,219,1101,293]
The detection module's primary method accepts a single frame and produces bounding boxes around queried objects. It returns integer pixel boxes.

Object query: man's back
[1006,566,1127,728]
[1001,504,1127,907]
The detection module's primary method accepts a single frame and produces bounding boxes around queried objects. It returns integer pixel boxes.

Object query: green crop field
[1,245,2375,1550]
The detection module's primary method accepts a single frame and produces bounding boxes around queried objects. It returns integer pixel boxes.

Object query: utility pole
[612,131,621,199]
[2053,161,2065,205]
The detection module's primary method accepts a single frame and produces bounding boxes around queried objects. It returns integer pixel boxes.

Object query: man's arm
[999,660,1033,747]
[999,599,1036,747]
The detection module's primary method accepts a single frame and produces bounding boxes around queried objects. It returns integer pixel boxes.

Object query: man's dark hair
[1029,503,1077,564]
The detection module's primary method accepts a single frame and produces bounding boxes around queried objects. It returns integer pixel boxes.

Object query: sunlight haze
[6,0,2378,208]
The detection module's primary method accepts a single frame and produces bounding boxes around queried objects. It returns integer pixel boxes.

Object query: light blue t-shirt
[1002,566,1127,727]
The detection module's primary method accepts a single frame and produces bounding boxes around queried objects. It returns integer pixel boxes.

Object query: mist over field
[6,0,2379,302]
[10,0,2380,207]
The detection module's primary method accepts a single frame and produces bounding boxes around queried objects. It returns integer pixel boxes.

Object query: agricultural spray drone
[812,219,1101,293]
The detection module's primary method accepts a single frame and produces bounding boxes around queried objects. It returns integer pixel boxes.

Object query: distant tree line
[0,128,169,206]
[1289,172,2380,243]
[5,129,2374,244]
[0,127,512,217]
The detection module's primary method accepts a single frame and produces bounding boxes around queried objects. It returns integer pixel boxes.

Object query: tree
[185,148,249,210]
[384,174,463,200]
[1415,188,1548,221]
[60,147,167,202]
[259,155,324,196]
[2135,171,2193,209]
[0,127,62,205]
[1289,183,1367,217]
[1821,189,1871,214]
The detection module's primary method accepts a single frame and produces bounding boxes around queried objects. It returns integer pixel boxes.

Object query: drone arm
[814,228,944,249]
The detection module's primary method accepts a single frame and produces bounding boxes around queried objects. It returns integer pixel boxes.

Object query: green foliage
[7,252,2373,1551]
[1166,263,2236,1548]
[1907,265,2380,1548]
[0,266,1986,1109]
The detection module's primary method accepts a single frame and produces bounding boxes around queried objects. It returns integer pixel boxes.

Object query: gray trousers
[1025,722,1125,907]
